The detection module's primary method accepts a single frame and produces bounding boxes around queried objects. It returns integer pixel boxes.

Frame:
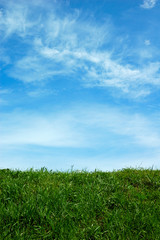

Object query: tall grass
[0,168,160,239]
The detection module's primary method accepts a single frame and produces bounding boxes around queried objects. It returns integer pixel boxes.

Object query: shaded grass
[0,168,160,239]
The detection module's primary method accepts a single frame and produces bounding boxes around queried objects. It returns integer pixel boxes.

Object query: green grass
[0,168,160,239]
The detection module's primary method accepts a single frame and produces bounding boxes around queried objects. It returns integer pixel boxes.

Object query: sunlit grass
[0,167,160,239]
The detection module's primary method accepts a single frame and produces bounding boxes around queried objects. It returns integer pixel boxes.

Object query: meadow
[0,168,160,239]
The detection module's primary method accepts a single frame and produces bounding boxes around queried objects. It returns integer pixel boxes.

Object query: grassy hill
[0,168,160,239]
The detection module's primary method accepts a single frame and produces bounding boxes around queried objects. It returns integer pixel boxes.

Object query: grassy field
[0,168,160,239]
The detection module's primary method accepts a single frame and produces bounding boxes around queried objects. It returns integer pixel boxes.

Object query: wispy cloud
[0,111,86,148]
[27,88,56,98]
[0,2,32,38]
[141,0,157,9]
[1,105,160,149]
[0,0,160,98]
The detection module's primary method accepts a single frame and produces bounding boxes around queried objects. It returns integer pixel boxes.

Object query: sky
[0,0,160,171]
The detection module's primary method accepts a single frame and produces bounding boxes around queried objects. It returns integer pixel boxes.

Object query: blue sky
[0,0,160,171]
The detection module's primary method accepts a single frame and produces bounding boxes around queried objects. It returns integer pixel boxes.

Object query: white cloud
[1,105,160,149]
[0,111,86,148]
[76,106,160,148]
[82,56,160,97]
[9,40,160,97]
[141,0,157,9]
[1,0,160,98]
[0,0,44,38]
[0,3,29,38]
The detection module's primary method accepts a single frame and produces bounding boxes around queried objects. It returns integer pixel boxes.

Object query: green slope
[0,168,160,239]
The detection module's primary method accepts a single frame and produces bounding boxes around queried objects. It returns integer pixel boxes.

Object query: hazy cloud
[144,40,151,46]
[1,105,160,149]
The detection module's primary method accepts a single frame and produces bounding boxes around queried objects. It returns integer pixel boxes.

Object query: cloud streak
[1,105,160,149]
[0,0,160,98]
